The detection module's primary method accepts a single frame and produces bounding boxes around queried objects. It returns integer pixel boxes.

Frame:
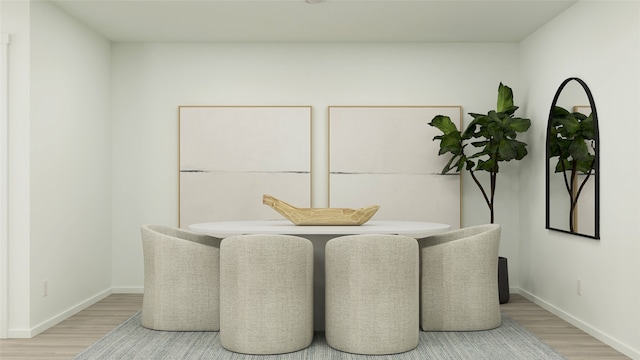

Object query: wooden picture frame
[328,106,462,229]
[179,106,311,227]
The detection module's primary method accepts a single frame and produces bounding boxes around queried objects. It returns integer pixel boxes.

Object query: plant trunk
[468,167,497,224]
[489,161,498,224]
[569,164,578,233]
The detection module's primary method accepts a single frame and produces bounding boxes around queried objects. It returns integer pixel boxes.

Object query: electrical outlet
[576,279,581,296]
[43,279,48,297]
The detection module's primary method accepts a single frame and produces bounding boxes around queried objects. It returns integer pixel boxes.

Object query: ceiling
[50,0,578,43]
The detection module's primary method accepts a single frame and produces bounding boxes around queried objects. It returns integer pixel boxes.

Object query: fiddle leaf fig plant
[548,105,596,232]
[429,83,531,223]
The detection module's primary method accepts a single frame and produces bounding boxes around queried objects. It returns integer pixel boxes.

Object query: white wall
[111,42,524,288]
[520,1,640,357]
[1,0,32,337]
[0,30,8,340]
[3,0,113,336]
[29,0,112,331]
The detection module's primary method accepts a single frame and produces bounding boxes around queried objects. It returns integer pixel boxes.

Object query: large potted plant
[428,82,531,303]
[429,83,531,222]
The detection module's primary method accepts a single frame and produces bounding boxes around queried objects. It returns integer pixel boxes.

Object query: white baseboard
[515,288,639,360]
[7,287,142,338]
[9,288,112,338]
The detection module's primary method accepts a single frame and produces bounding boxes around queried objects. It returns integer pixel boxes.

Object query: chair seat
[220,234,314,355]
[325,234,419,355]
[141,224,221,331]
[419,224,502,331]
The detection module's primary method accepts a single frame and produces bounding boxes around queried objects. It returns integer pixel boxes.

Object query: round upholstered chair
[140,224,221,331]
[325,234,419,355]
[419,223,502,331]
[220,234,314,355]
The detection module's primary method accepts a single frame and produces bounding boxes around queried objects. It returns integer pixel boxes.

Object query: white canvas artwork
[179,106,311,227]
[329,106,462,229]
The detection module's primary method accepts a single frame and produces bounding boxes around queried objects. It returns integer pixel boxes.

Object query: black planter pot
[498,256,510,304]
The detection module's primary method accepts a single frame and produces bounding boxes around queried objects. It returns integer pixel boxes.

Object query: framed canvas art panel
[179,106,311,227]
[329,106,461,229]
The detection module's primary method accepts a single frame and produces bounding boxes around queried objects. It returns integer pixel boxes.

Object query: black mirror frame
[545,77,600,239]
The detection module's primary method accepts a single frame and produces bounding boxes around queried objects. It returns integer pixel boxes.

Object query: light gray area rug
[74,312,565,359]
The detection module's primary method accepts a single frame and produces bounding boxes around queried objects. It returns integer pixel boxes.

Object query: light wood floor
[0,293,630,360]
[500,294,630,360]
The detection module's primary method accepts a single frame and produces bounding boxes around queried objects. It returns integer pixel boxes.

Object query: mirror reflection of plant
[548,106,596,232]
[429,83,531,224]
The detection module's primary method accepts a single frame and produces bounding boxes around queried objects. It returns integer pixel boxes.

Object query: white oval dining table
[189,219,452,330]
[189,219,451,239]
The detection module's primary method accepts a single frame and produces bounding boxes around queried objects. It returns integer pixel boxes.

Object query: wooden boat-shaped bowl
[262,194,380,226]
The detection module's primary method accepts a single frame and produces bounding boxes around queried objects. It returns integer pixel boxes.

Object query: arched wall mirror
[546,77,600,239]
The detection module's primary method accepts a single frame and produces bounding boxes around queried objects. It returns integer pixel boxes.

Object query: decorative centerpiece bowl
[262,194,379,226]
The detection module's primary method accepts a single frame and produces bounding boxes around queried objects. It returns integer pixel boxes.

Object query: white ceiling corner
[49,0,579,42]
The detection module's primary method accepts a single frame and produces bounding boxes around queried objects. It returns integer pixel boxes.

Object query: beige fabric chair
[141,224,221,331]
[419,224,502,331]
[325,234,419,355]
[220,234,313,355]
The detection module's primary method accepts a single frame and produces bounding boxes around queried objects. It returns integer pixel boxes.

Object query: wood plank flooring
[0,293,630,359]
[0,294,142,360]
[500,294,630,360]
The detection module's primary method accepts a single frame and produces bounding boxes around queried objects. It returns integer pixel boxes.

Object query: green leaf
[552,106,571,118]
[580,114,595,139]
[471,140,489,148]
[429,115,466,174]
[508,117,531,132]
[441,154,460,174]
[501,106,518,116]
[573,112,589,121]
[568,137,590,161]
[429,115,459,134]
[441,153,469,174]
[488,110,502,123]
[436,132,463,155]
[457,155,470,171]
[557,116,580,134]
[477,158,497,172]
[499,139,528,161]
[463,115,487,138]
[465,159,475,171]
[575,156,595,174]
[496,83,514,112]
[554,159,572,173]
